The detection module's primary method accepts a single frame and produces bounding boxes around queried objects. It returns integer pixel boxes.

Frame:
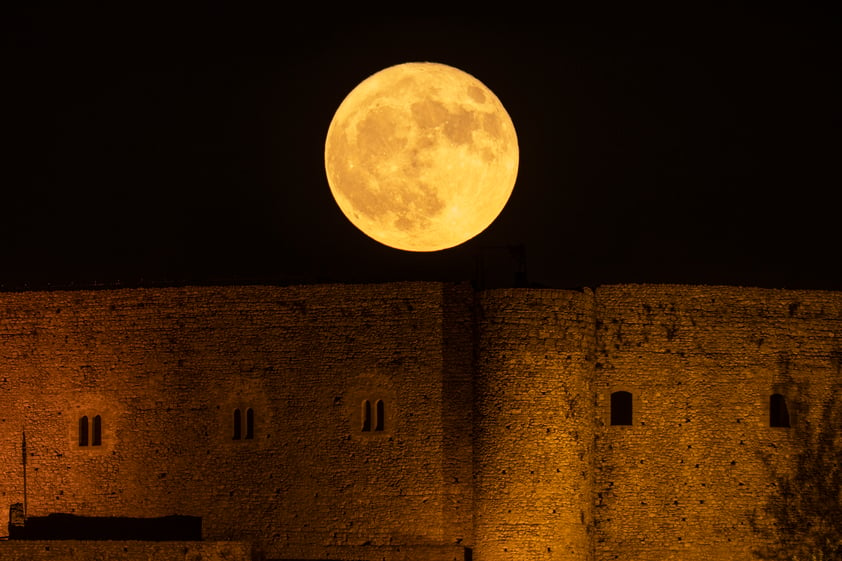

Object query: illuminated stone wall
[473,288,596,561]
[473,284,840,561]
[0,282,474,561]
[0,281,839,561]
[592,284,842,561]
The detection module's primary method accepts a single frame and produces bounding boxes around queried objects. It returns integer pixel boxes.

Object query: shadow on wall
[751,380,842,560]
[8,512,201,541]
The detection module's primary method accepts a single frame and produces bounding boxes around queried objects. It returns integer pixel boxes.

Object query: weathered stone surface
[0,281,838,561]
[0,540,251,560]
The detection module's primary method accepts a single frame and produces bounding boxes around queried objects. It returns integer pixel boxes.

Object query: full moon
[324,62,519,252]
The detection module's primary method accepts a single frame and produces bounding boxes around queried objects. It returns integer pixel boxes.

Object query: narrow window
[770,393,790,427]
[79,416,89,446]
[362,400,372,432]
[233,409,242,440]
[610,391,633,426]
[245,408,254,440]
[375,399,385,431]
[92,415,102,446]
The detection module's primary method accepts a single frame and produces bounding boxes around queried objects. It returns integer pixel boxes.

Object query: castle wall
[592,284,842,561]
[0,282,475,560]
[473,288,596,561]
[1,280,839,561]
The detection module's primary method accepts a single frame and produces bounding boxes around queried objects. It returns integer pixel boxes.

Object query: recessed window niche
[232,408,255,440]
[610,391,633,426]
[347,373,397,440]
[769,393,791,428]
[361,399,387,433]
[72,402,114,453]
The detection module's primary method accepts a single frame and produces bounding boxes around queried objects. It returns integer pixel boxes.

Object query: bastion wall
[0,280,839,561]
[592,284,842,561]
[473,288,595,561]
[471,284,842,561]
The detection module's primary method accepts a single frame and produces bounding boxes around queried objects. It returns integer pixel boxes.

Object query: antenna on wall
[22,430,28,519]
[8,431,28,538]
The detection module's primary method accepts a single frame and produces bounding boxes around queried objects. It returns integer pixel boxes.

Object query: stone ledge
[0,540,252,560]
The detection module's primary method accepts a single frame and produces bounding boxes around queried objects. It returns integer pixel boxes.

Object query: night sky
[4,9,840,292]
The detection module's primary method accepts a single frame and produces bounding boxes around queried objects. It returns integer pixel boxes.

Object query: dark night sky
[4,8,840,292]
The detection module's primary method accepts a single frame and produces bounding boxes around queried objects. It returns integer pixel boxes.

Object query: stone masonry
[0,281,839,560]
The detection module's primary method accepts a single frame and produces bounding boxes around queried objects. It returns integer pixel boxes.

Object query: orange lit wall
[473,288,595,561]
[592,284,840,560]
[0,282,473,561]
[0,281,838,561]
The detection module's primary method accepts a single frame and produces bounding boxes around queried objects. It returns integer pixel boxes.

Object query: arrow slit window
[362,400,372,432]
[246,408,254,439]
[375,399,385,431]
[79,416,88,446]
[233,408,255,440]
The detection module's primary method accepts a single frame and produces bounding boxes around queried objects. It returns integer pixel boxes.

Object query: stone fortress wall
[590,284,841,560]
[0,281,839,561]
